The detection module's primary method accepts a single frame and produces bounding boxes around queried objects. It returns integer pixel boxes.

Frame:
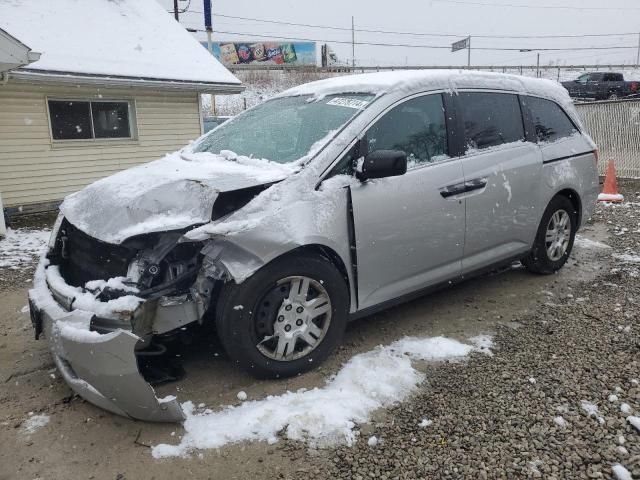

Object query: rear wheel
[522,195,577,274]
[215,253,349,378]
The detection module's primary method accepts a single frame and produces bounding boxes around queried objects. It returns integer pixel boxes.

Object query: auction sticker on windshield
[326,97,370,109]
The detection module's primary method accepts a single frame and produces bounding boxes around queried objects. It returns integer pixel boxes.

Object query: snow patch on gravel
[152,335,492,458]
[613,253,640,264]
[0,228,50,269]
[612,464,632,480]
[574,235,611,250]
[581,400,605,424]
[553,416,568,428]
[627,416,640,432]
[22,414,50,434]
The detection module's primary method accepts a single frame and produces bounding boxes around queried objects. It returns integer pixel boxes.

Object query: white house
[0,0,242,215]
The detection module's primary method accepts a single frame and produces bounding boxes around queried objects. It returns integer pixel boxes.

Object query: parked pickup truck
[562,72,639,101]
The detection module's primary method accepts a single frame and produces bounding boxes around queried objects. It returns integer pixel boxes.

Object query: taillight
[631,82,639,92]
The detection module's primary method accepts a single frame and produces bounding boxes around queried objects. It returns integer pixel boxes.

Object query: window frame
[46,97,138,145]
[603,73,623,82]
[361,92,451,171]
[451,89,527,157]
[576,73,591,84]
[320,91,458,182]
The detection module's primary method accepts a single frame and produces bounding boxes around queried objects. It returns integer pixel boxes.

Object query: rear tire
[215,253,349,378]
[522,195,577,274]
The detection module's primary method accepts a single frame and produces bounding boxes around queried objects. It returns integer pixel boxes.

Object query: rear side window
[603,73,623,82]
[458,92,525,152]
[524,96,578,143]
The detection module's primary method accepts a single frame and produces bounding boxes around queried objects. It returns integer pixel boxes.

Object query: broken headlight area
[45,218,221,383]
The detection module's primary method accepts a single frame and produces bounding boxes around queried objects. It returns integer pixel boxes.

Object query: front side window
[365,94,448,168]
[524,96,578,143]
[459,92,524,152]
[193,94,374,164]
[576,74,590,83]
[48,100,133,141]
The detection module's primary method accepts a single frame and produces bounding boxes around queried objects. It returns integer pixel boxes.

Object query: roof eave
[8,69,244,94]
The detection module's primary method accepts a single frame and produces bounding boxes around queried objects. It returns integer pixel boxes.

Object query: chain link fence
[576,99,640,178]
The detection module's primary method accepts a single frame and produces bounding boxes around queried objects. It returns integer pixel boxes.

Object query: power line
[189,28,639,52]
[185,10,639,39]
[431,0,640,10]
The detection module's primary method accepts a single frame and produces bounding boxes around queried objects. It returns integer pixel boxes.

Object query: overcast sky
[159,0,640,67]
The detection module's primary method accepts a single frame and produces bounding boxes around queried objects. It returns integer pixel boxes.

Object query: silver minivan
[29,71,599,421]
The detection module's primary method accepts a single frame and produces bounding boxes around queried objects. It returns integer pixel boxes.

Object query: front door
[349,93,465,309]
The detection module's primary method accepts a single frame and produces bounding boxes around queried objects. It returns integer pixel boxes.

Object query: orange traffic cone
[598,159,624,203]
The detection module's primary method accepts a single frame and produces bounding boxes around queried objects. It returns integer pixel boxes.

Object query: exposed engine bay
[43,183,272,386]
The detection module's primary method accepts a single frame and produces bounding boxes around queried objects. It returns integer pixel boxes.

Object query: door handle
[439,178,487,198]
[463,178,487,192]
[439,182,467,198]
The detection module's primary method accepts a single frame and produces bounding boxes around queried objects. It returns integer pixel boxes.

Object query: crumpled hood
[60,151,299,244]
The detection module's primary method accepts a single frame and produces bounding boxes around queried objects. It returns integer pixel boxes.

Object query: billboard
[202,41,316,66]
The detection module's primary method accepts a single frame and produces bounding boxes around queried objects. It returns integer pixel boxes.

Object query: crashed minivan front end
[26,90,369,422]
[28,213,218,421]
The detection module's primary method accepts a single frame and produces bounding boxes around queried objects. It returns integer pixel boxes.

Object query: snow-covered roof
[279,70,572,107]
[0,0,241,90]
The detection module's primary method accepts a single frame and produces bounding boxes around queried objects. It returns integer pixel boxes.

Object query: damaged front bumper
[28,264,185,422]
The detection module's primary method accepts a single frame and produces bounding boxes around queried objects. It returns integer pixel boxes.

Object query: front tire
[522,195,577,274]
[215,253,349,378]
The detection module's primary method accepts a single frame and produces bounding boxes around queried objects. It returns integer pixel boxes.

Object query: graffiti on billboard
[202,41,316,66]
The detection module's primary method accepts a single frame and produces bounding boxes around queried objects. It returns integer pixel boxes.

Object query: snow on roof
[0,0,240,86]
[279,69,573,107]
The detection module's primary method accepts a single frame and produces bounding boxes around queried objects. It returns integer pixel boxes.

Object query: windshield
[193,93,374,164]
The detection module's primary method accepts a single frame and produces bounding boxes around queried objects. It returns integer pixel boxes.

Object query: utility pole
[173,0,179,21]
[204,0,213,54]
[467,36,471,68]
[351,16,355,69]
[537,53,540,78]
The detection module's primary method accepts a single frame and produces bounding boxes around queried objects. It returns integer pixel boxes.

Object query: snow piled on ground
[613,253,640,264]
[628,416,640,432]
[612,464,633,480]
[152,335,492,458]
[21,414,50,434]
[574,235,611,250]
[0,228,50,269]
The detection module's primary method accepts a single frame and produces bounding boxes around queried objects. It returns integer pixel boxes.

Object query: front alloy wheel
[216,254,349,378]
[256,276,332,361]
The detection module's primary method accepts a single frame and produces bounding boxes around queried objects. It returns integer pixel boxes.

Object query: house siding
[0,81,202,210]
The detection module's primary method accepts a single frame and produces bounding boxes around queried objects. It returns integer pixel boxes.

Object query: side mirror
[356,150,407,181]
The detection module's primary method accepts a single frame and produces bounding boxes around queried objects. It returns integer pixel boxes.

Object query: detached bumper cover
[28,263,184,422]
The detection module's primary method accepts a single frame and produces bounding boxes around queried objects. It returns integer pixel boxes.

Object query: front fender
[191,181,358,312]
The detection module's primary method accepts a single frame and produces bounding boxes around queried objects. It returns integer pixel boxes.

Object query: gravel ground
[288,181,640,479]
[2,185,639,479]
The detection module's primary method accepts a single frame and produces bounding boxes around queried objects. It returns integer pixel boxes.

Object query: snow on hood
[60,151,300,244]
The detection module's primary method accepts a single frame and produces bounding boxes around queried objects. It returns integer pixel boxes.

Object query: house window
[48,100,134,141]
